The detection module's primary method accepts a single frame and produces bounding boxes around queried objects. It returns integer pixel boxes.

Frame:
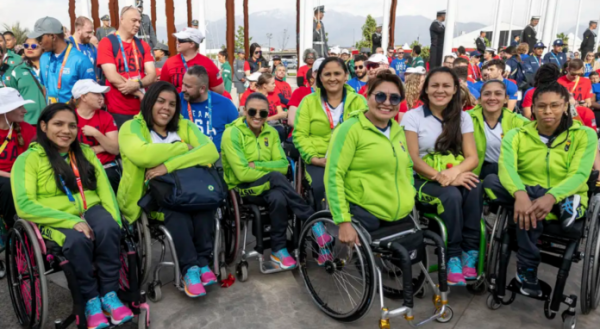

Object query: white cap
[405,67,426,75]
[341,49,350,55]
[486,47,496,53]
[329,47,341,55]
[173,27,205,45]
[247,72,262,82]
[313,58,326,73]
[366,53,388,64]
[72,79,110,99]
[0,88,34,115]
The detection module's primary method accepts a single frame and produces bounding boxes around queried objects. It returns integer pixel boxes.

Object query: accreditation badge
[48,97,58,104]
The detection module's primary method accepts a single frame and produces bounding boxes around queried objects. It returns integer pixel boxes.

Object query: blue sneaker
[200,266,217,286]
[311,222,332,248]
[100,291,133,325]
[462,250,479,279]
[85,297,109,329]
[447,257,466,286]
[271,248,297,269]
[516,267,542,297]
[182,266,206,297]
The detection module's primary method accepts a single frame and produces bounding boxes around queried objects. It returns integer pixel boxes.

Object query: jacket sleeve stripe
[498,129,526,196]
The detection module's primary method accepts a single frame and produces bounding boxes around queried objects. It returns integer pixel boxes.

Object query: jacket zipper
[391,140,401,219]
[545,148,551,187]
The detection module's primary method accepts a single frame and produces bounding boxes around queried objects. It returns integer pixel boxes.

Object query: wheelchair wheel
[135,213,152,286]
[222,190,241,265]
[375,247,429,300]
[581,195,600,314]
[6,220,48,329]
[298,215,376,322]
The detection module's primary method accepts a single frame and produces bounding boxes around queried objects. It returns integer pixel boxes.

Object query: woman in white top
[401,67,483,287]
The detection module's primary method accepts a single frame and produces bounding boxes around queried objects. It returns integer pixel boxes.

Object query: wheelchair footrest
[506,278,552,301]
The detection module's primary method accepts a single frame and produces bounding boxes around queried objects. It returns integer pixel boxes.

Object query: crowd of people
[1,3,600,328]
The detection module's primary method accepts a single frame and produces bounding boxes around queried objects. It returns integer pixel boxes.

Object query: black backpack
[98,34,147,86]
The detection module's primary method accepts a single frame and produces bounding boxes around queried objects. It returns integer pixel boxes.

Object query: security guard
[371,25,382,54]
[522,42,545,79]
[95,15,116,41]
[476,31,487,54]
[313,6,329,58]
[543,39,567,68]
[135,0,158,49]
[429,10,446,69]
[521,16,540,54]
[580,20,598,59]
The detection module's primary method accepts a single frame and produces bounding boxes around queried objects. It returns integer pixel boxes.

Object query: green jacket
[221,117,288,191]
[3,62,45,124]
[11,143,121,246]
[411,56,424,68]
[499,121,597,218]
[293,85,367,164]
[325,111,416,225]
[221,61,232,93]
[4,49,23,66]
[117,113,219,223]
[468,106,529,175]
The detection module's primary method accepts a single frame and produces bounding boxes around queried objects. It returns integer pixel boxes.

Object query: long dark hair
[249,43,264,61]
[37,103,97,192]
[531,64,573,139]
[315,57,348,91]
[140,81,181,133]
[419,67,463,156]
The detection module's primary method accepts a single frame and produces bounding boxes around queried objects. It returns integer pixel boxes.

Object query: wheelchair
[485,180,600,328]
[297,210,452,328]
[5,218,150,329]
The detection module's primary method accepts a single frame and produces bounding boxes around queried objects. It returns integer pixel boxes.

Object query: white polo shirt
[151,130,182,144]
[483,116,503,163]
[400,105,474,158]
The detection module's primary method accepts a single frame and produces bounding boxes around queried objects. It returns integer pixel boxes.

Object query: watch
[138,80,143,88]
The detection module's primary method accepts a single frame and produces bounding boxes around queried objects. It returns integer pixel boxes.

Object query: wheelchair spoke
[332,272,358,308]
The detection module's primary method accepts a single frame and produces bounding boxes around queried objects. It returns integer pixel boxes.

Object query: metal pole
[442,0,457,57]
[389,0,398,49]
[573,0,582,52]
[552,0,560,41]
[491,0,504,49]
[507,0,515,46]
[541,0,558,56]
[197,0,207,55]
[596,13,600,52]
[538,0,547,38]
[382,0,391,51]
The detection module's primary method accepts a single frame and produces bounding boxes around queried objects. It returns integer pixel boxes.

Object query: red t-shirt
[97,37,153,115]
[240,88,254,107]
[77,110,118,165]
[575,106,597,131]
[275,79,292,109]
[359,84,367,97]
[393,100,409,122]
[557,76,594,102]
[267,92,282,116]
[297,65,312,87]
[160,54,223,93]
[0,122,36,172]
[222,90,233,100]
[411,99,424,109]
[468,64,481,81]
[522,88,535,108]
[288,87,312,107]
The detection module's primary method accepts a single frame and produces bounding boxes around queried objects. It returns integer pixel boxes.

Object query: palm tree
[2,22,30,45]
[556,32,569,45]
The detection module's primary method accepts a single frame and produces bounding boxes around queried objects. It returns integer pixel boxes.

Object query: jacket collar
[356,110,401,137]
[521,119,583,141]
[228,116,271,138]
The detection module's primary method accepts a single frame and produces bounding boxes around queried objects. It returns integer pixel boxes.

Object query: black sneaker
[559,195,581,230]
[516,267,542,297]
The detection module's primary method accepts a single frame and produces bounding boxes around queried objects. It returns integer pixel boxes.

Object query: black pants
[415,178,482,259]
[238,172,313,252]
[56,205,121,301]
[105,166,121,194]
[483,174,584,268]
[0,176,16,229]
[480,162,498,180]
[350,203,404,232]
[110,113,135,130]
[306,164,326,211]
[162,208,215,275]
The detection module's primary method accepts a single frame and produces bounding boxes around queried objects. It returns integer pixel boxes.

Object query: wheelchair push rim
[581,195,600,313]
[135,213,153,286]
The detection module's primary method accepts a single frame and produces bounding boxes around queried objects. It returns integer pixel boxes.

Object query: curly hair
[404,74,423,109]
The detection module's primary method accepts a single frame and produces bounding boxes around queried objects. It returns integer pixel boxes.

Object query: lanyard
[570,76,580,94]
[470,64,478,79]
[60,152,88,218]
[187,93,213,135]
[49,44,72,90]
[533,56,540,67]
[69,36,81,52]
[180,54,189,71]
[322,100,344,129]
[550,52,561,65]
[0,124,14,155]
[115,32,139,78]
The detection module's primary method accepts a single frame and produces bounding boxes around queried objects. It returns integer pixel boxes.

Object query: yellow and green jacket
[11,143,120,246]
[325,111,416,225]
[118,113,219,223]
[221,117,288,192]
[293,84,367,164]
[498,120,597,219]
[468,105,529,175]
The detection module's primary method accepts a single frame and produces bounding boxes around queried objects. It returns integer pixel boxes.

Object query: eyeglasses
[247,108,269,118]
[177,39,193,44]
[534,102,566,112]
[23,43,39,50]
[355,65,365,69]
[373,92,403,106]
[366,63,380,70]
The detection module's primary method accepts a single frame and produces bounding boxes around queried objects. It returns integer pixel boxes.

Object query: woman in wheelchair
[401,67,483,286]
[11,103,132,329]
[118,82,220,299]
[71,80,120,193]
[293,57,367,211]
[483,81,597,297]
[221,93,316,270]
[325,71,415,239]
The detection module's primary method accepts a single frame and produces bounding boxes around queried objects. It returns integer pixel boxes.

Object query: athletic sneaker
[317,248,333,266]
[200,266,218,286]
[182,266,206,297]
[312,222,332,247]
[100,291,133,325]
[560,195,581,230]
[462,250,479,280]
[516,266,542,297]
[447,257,466,286]
[271,248,297,269]
[85,297,109,329]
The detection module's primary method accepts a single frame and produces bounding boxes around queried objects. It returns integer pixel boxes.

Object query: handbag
[418,152,465,181]
[149,165,227,212]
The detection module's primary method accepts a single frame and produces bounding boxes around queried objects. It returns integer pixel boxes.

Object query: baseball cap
[0,88,35,115]
[101,15,110,21]
[28,17,63,39]
[341,49,350,55]
[247,72,262,82]
[192,19,199,26]
[313,58,326,73]
[329,47,340,55]
[72,79,110,99]
[272,55,281,60]
[237,48,245,54]
[553,39,564,46]
[470,50,481,57]
[153,43,169,51]
[405,67,426,75]
[534,42,547,49]
[173,28,205,45]
[366,53,388,64]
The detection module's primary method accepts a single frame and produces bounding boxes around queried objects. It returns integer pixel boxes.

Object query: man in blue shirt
[522,42,546,84]
[390,54,407,81]
[474,59,518,110]
[30,16,95,104]
[70,17,97,67]
[543,39,567,68]
[180,65,238,153]
[346,54,368,93]
[590,72,600,101]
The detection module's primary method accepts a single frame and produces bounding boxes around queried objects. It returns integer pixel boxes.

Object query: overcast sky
[1,0,599,35]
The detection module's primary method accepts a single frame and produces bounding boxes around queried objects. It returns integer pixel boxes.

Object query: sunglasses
[177,39,193,44]
[373,92,403,106]
[23,43,39,50]
[356,65,365,69]
[247,108,269,119]
[254,51,262,54]
[366,63,380,70]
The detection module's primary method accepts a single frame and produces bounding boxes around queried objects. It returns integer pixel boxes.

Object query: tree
[354,15,377,50]
[279,29,290,51]
[556,32,569,45]
[235,25,252,51]
[2,22,30,45]
[421,46,431,62]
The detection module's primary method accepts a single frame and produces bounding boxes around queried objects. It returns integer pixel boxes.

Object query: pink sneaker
[200,266,218,286]
[271,248,297,269]
[447,257,466,286]
[100,292,133,325]
[317,249,333,266]
[182,266,206,298]
[312,222,332,247]
[85,297,109,329]
[462,251,478,280]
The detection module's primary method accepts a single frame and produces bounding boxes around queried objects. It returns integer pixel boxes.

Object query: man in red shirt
[274,65,292,109]
[97,6,156,127]
[160,28,224,95]
[557,59,597,108]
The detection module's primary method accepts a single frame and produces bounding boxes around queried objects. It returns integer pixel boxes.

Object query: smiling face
[24,38,42,59]
[41,110,78,153]
[245,98,269,131]
[151,91,178,129]
[533,91,568,132]
[425,72,457,109]
[6,106,27,123]
[480,82,507,114]
[367,81,401,123]
[354,60,366,79]
[320,61,347,94]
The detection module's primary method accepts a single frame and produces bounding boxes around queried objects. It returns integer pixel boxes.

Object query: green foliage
[473,37,490,47]
[422,46,430,62]
[556,33,569,44]
[2,22,30,45]
[354,15,377,50]
[235,26,252,51]
[410,40,421,48]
